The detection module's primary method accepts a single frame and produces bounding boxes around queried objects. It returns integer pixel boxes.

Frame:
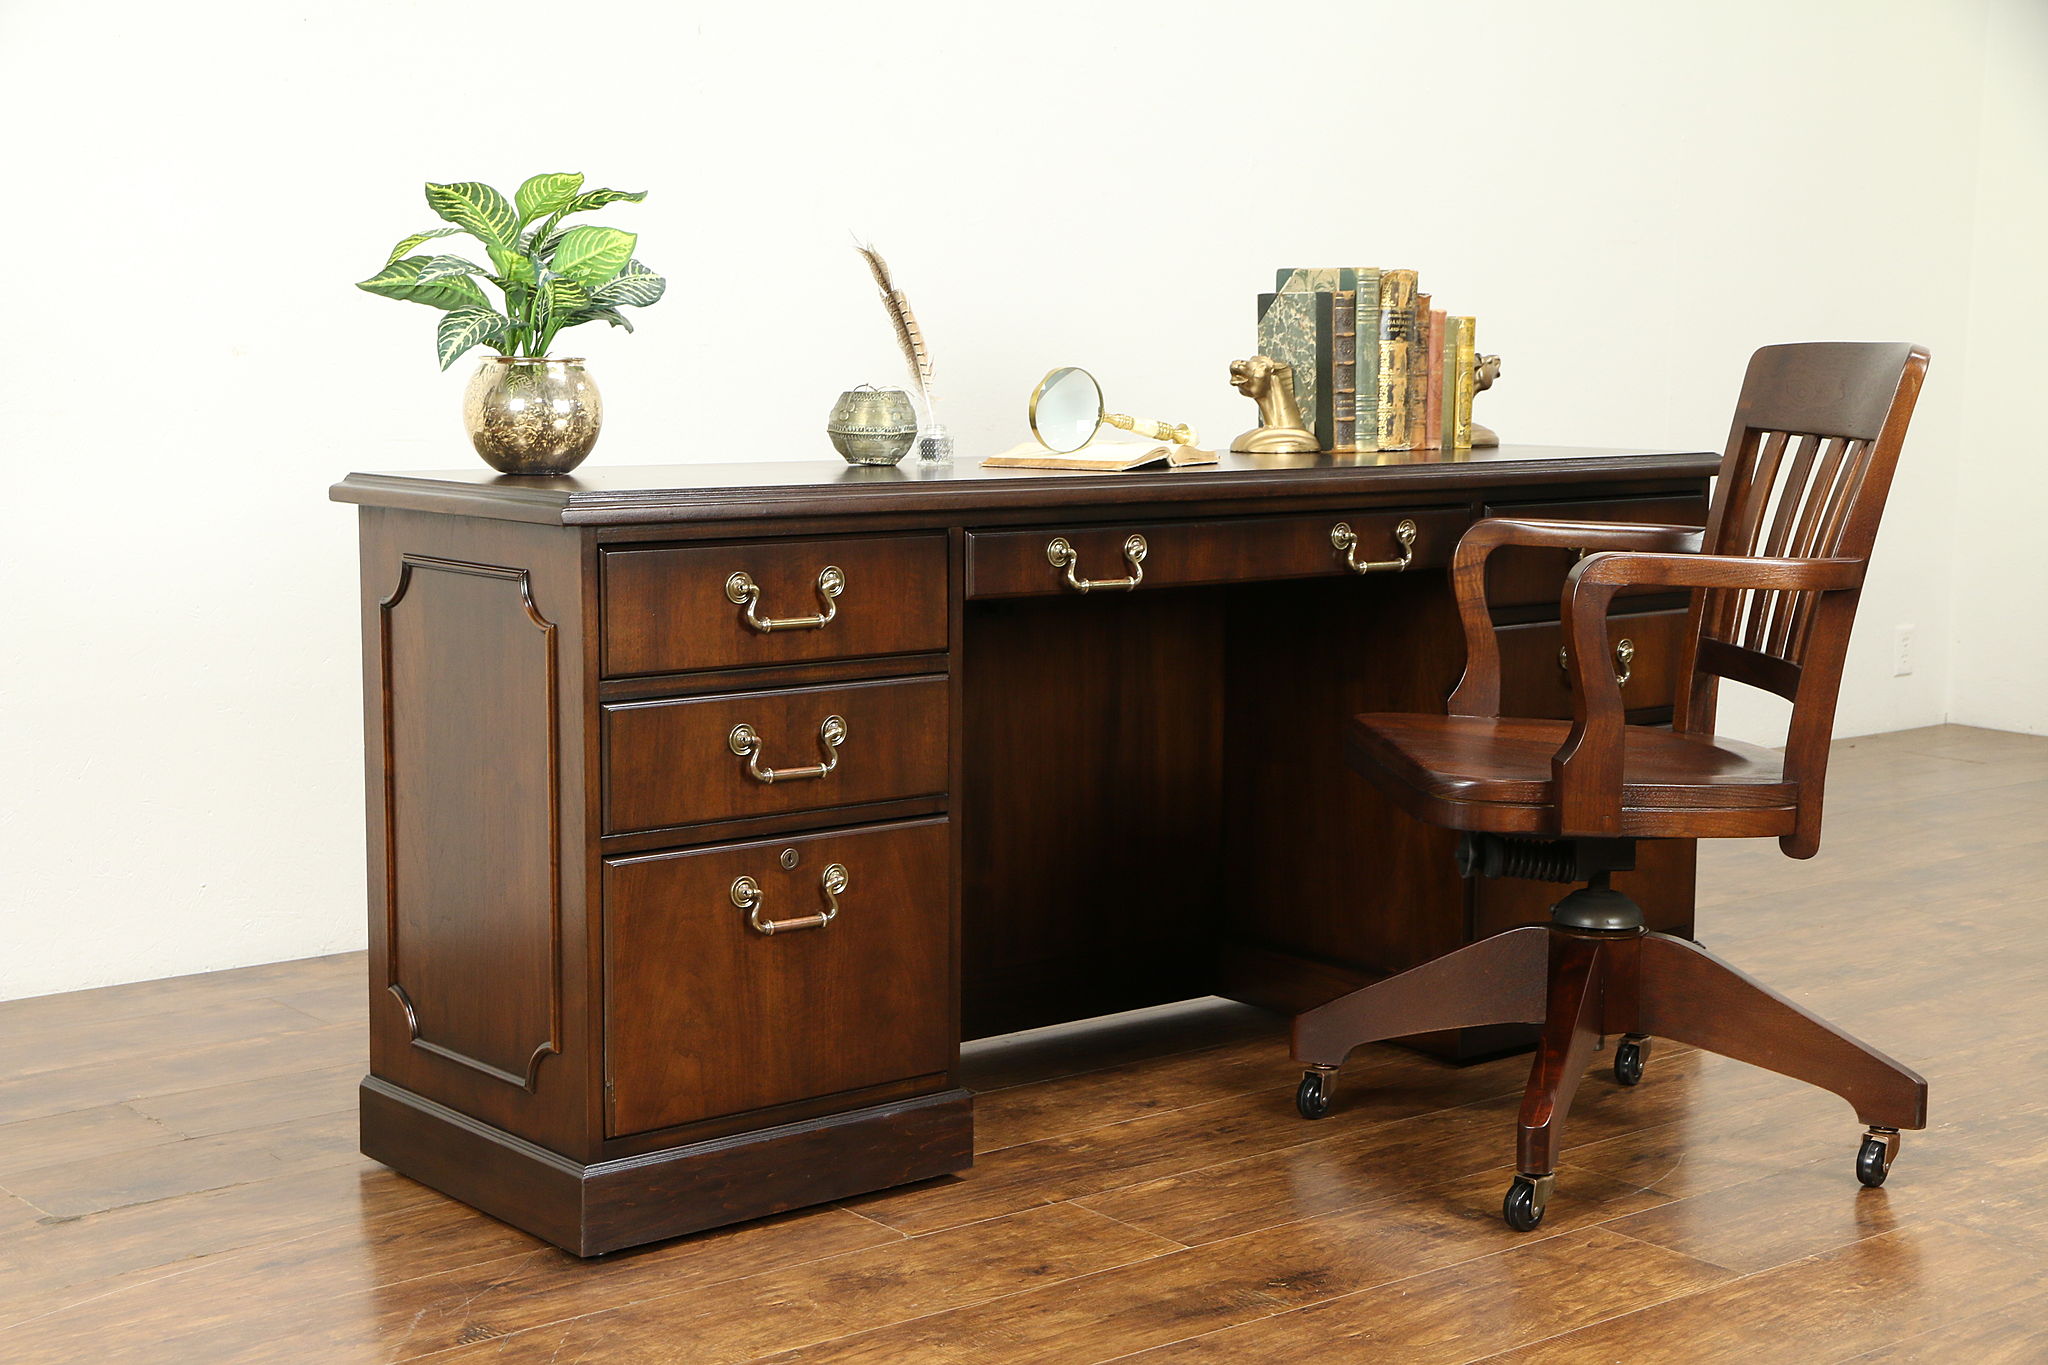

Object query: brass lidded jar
[825,385,918,466]
[464,356,603,475]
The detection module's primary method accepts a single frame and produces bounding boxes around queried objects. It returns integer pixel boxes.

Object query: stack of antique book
[1256,267,1476,454]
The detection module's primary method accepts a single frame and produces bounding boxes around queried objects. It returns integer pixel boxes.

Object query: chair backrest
[1674,341,1929,856]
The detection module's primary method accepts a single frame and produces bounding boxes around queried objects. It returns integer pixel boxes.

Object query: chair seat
[1346,713,1798,839]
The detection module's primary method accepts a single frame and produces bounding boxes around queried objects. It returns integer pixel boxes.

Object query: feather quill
[855,241,937,416]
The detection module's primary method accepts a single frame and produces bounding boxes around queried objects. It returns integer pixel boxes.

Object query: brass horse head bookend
[1228,356,1320,454]
[1469,353,1502,447]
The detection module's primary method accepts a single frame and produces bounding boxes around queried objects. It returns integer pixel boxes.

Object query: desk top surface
[333,443,1720,527]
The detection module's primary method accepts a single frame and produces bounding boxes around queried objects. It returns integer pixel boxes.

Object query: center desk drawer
[602,534,948,678]
[603,676,949,835]
[965,508,1468,600]
[605,820,952,1136]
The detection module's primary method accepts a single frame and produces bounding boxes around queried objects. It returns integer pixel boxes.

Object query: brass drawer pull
[731,863,848,935]
[1560,638,1635,686]
[1331,517,1418,574]
[724,565,845,632]
[1046,533,1147,593]
[728,715,846,784]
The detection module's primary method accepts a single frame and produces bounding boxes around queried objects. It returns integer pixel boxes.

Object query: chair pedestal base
[1291,919,1927,1229]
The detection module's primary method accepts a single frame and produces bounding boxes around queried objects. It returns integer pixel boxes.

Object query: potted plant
[357,174,666,475]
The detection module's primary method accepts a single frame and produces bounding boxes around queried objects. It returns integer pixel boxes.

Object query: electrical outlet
[1893,625,1915,677]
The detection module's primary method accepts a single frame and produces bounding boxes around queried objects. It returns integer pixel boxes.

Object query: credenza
[332,443,1716,1254]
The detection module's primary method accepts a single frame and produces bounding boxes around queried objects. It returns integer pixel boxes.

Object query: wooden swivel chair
[1293,342,1931,1231]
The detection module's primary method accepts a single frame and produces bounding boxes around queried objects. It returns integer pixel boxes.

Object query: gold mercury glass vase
[464,356,603,476]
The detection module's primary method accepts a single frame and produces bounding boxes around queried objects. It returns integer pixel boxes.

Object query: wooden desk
[332,444,1716,1254]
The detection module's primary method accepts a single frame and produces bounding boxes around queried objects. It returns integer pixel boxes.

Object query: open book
[982,439,1219,473]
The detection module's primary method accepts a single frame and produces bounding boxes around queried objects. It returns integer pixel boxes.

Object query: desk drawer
[602,534,948,678]
[603,676,949,835]
[1496,609,1689,719]
[604,820,951,1136]
[1482,494,1709,611]
[965,507,1468,600]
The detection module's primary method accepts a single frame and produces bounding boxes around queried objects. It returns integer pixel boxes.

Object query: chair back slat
[1671,343,1928,857]
[1774,437,1872,657]
[1738,432,1821,652]
[1766,435,1831,557]
[1731,432,1801,647]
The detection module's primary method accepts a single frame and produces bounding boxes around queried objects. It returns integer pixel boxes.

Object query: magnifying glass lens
[1030,367,1105,453]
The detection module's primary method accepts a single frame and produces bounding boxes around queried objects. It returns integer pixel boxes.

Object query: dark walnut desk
[332,443,1717,1254]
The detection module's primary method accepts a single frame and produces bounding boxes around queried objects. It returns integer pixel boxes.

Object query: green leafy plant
[357,173,666,369]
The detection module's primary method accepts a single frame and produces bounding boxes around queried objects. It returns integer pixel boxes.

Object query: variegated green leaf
[502,280,530,343]
[549,276,591,312]
[575,306,635,333]
[530,278,552,338]
[436,306,511,370]
[424,181,519,248]
[528,188,644,259]
[385,226,461,265]
[531,276,590,342]
[552,225,636,290]
[413,254,489,283]
[531,224,571,260]
[357,255,491,311]
[487,240,536,287]
[562,187,645,214]
[515,172,583,225]
[593,262,665,308]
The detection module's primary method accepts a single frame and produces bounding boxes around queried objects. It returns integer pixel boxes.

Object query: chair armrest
[1550,551,1865,833]
[1569,551,1863,594]
[1447,518,1706,716]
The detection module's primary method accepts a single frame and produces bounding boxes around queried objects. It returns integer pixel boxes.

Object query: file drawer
[604,820,952,1136]
[602,533,948,677]
[602,675,949,834]
[1496,608,1689,720]
[965,507,1468,600]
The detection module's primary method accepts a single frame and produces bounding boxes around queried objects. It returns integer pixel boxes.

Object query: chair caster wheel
[1502,1173,1550,1232]
[1857,1128,1900,1188]
[1295,1069,1333,1120]
[1614,1034,1650,1087]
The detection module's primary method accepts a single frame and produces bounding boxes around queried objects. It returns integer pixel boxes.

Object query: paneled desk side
[334,445,1718,1254]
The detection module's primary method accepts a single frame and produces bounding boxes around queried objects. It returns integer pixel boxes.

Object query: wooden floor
[2,725,2045,1362]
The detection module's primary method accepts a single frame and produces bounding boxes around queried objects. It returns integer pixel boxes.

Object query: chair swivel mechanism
[1291,342,1931,1231]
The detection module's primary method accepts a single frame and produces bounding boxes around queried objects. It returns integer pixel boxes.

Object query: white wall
[1950,0,2048,735]
[0,0,2031,1000]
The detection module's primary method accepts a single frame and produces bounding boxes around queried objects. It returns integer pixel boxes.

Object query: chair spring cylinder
[1457,834,1582,883]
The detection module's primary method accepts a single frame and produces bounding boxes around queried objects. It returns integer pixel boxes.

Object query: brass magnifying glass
[1028,367,1197,454]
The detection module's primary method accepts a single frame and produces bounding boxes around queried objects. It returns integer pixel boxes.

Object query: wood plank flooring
[1,724,2044,1362]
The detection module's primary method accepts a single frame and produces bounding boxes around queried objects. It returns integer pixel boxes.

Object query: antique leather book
[982,440,1218,471]
[1376,270,1418,450]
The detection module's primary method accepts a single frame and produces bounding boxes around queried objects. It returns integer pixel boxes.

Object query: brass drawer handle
[728,715,846,784]
[731,863,847,935]
[1560,638,1635,686]
[1331,517,1418,574]
[1046,533,1147,593]
[724,565,845,632]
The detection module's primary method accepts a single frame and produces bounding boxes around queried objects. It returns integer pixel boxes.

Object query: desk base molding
[359,1077,974,1256]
